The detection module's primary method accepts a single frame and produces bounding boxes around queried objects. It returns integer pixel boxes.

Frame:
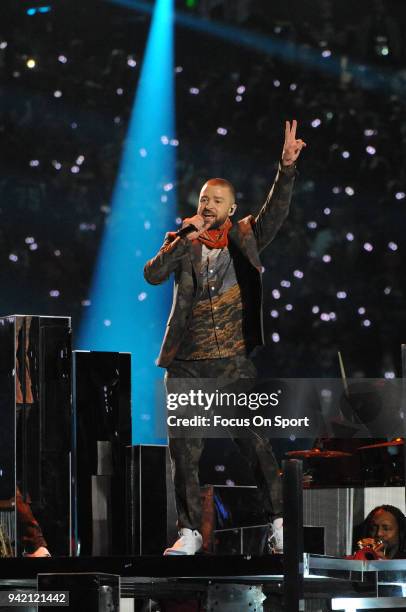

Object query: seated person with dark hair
[356,505,406,560]
[352,505,406,609]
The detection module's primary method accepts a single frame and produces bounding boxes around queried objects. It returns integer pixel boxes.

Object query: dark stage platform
[0,554,379,602]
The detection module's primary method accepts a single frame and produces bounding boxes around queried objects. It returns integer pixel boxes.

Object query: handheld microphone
[175,224,198,239]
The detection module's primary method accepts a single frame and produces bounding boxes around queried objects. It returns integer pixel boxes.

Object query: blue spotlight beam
[79,0,175,444]
[108,0,406,98]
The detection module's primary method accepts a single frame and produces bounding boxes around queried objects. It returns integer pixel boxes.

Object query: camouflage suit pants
[165,355,283,531]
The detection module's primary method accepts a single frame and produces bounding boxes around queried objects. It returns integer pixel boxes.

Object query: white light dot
[384,286,392,295]
[293,270,304,279]
[235,95,242,102]
[345,186,355,196]
[29,160,40,167]
[215,465,225,472]
[322,254,331,263]
[329,312,337,321]
[272,332,280,343]
[161,195,168,203]
[362,319,371,327]
[58,55,67,64]
[9,254,18,262]
[104,319,112,327]
[364,129,376,137]
[54,90,62,98]
[388,241,398,251]
[71,165,80,174]
[307,221,317,229]
[237,85,245,94]
[127,57,137,67]
[270,310,279,318]
[26,59,36,69]
[395,192,405,200]
[76,155,85,165]
[384,371,395,379]
[29,243,38,251]
[289,83,297,91]
[81,299,91,306]
[217,127,228,136]
[366,145,376,155]
[71,122,77,129]
[176,217,182,225]
[311,118,321,128]
[114,116,121,124]
[285,304,293,311]
[346,232,354,241]
[25,237,35,244]
[321,49,331,57]
[337,291,347,299]
[272,289,281,299]
[363,242,373,252]
[358,307,366,315]
[49,290,60,297]
[342,151,350,159]
[189,87,199,95]
[170,139,179,146]
[175,66,183,73]
[0,42,8,50]
[161,135,169,145]
[273,80,280,87]
[312,306,320,314]
[320,313,330,321]
[144,221,151,230]
[116,88,124,95]
[280,280,291,288]
[323,207,331,215]
[139,148,147,157]
[332,186,342,194]
[138,292,147,301]
[54,249,61,256]
[163,182,173,192]
[52,160,62,170]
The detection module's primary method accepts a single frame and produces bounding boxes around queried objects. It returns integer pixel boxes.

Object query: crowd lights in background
[26,5,52,15]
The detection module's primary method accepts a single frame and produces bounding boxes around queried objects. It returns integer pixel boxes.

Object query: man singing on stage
[144,120,306,555]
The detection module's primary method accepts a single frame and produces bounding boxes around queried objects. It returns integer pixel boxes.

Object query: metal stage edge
[0,554,379,602]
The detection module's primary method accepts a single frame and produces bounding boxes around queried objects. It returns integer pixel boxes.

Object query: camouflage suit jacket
[144,164,296,367]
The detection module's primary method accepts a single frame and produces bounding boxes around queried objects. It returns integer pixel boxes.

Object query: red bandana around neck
[197,218,232,249]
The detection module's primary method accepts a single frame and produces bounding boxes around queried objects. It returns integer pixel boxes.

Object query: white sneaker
[164,528,203,556]
[269,518,283,554]
[24,546,51,558]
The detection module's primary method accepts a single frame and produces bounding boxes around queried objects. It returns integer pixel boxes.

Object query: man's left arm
[253,120,306,253]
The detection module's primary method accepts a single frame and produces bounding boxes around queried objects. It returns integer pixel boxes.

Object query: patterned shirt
[176,244,247,359]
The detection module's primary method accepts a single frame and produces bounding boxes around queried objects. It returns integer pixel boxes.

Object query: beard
[206,215,229,230]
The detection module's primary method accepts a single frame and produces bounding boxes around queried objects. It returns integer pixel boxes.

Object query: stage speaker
[126,445,167,555]
[37,573,119,612]
[72,350,131,557]
[0,315,72,557]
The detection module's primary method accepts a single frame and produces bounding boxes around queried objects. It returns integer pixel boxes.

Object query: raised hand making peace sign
[282,119,307,166]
